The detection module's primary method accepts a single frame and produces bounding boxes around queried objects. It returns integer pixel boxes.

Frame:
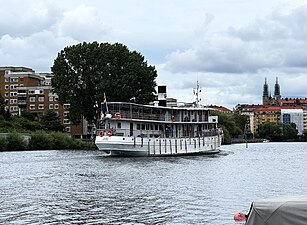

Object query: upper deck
[105,102,218,124]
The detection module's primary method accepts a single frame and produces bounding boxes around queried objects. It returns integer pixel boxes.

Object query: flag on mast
[102,93,108,113]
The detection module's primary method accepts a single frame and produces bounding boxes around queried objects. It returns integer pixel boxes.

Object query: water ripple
[1,143,307,224]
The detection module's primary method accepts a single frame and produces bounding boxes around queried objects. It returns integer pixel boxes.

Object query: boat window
[146,124,149,130]
[155,125,158,130]
[137,124,140,130]
[142,124,145,130]
[117,122,121,128]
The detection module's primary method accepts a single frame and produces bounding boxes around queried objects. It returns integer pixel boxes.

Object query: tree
[0,94,10,120]
[40,110,64,131]
[210,111,245,144]
[257,122,298,141]
[51,42,157,123]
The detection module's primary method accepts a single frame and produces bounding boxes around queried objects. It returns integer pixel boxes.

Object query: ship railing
[108,112,213,123]
[96,128,222,139]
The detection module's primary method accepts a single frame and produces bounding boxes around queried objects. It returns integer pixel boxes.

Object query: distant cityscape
[1,66,307,137]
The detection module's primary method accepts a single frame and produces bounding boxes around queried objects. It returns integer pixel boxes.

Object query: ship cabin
[100,102,219,139]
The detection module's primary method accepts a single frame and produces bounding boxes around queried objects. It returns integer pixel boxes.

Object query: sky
[1,0,307,109]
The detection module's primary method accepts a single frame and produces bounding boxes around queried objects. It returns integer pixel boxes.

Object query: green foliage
[0,93,10,120]
[29,131,54,150]
[0,116,43,133]
[6,133,27,151]
[210,111,246,144]
[50,132,74,149]
[0,136,8,151]
[220,125,232,144]
[51,41,157,124]
[21,111,36,121]
[257,122,298,141]
[40,110,64,131]
[303,130,307,141]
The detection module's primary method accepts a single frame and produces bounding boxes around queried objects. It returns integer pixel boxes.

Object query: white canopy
[245,196,307,225]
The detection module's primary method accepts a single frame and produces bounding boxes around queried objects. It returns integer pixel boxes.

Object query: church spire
[262,77,269,105]
[274,77,281,103]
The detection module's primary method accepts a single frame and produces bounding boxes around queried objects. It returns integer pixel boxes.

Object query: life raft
[171,115,176,122]
[107,129,113,136]
[114,112,121,119]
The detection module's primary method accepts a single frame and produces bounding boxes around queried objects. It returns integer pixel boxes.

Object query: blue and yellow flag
[102,93,108,113]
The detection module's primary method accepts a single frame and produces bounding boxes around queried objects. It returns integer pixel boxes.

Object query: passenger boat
[94,101,223,157]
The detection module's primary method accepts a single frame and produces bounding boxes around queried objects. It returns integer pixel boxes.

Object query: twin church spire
[262,77,281,105]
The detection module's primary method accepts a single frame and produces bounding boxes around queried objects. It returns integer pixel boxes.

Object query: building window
[28,90,35,94]
[54,104,59,109]
[54,96,59,101]
[10,106,18,112]
[49,104,53,109]
[63,119,70,124]
[63,104,70,109]
[10,92,17,97]
[38,97,44,102]
[30,105,35,110]
[10,99,17,104]
[49,96,53,102]
[118,122,121,128]
[38,104,44,110]
[30,97,36,102]
[5,92,9,97]
[10,78,18,82]
[5,85,9,89]
[63,111,69,117]
[4,78,9,82]
[65,127,71,132]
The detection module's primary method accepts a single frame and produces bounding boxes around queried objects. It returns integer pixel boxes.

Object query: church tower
[262,78,269,105]
[274,77,281,104]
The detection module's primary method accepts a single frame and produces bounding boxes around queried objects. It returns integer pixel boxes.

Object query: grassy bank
[0,131,95,151]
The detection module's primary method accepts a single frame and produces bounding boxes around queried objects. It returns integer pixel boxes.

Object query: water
[1,142,307,225]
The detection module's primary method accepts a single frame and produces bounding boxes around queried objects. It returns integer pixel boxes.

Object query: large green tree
[257,122,298,141]
[40,110,64,131]
[210,111,246,144]
[51,42,157,123]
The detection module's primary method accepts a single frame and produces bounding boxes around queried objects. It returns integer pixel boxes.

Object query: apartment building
[281,108,304,135]
[0,66,88,138]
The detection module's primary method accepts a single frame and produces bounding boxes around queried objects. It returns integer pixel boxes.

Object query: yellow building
[253,106,281,133]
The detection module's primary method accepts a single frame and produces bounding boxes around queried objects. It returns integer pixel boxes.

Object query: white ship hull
[95,135,221,157]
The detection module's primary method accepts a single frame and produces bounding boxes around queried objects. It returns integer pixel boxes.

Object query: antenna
[194,80,202,107]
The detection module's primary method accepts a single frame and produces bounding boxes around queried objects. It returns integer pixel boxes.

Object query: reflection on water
[1,143,307,224]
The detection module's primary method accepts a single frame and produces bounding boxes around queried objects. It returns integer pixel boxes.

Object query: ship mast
[193,80,202,107]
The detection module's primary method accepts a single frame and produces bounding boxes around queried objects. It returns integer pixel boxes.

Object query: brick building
[0,66,88,138]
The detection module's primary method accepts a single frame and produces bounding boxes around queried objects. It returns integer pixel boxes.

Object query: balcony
[18,100,27,105]
[17,93,27,97]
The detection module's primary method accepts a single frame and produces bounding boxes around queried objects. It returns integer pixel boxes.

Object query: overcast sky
[1,0,307,109]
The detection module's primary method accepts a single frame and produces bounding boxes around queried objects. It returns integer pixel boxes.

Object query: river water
[1,142,307,225]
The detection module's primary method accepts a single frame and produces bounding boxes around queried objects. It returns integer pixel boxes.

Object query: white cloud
[55,4,110,42]
[165,6,307,75]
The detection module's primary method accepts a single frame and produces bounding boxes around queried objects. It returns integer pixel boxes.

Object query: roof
[280,98,307,105]
[254,106,281,112]
[210,105,232,113]
[246,195,307,225]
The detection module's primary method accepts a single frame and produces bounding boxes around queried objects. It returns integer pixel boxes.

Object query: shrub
[0,136,8,151]
[7,133,28,151]
[29,131,54,150]
[50,132,74,149]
